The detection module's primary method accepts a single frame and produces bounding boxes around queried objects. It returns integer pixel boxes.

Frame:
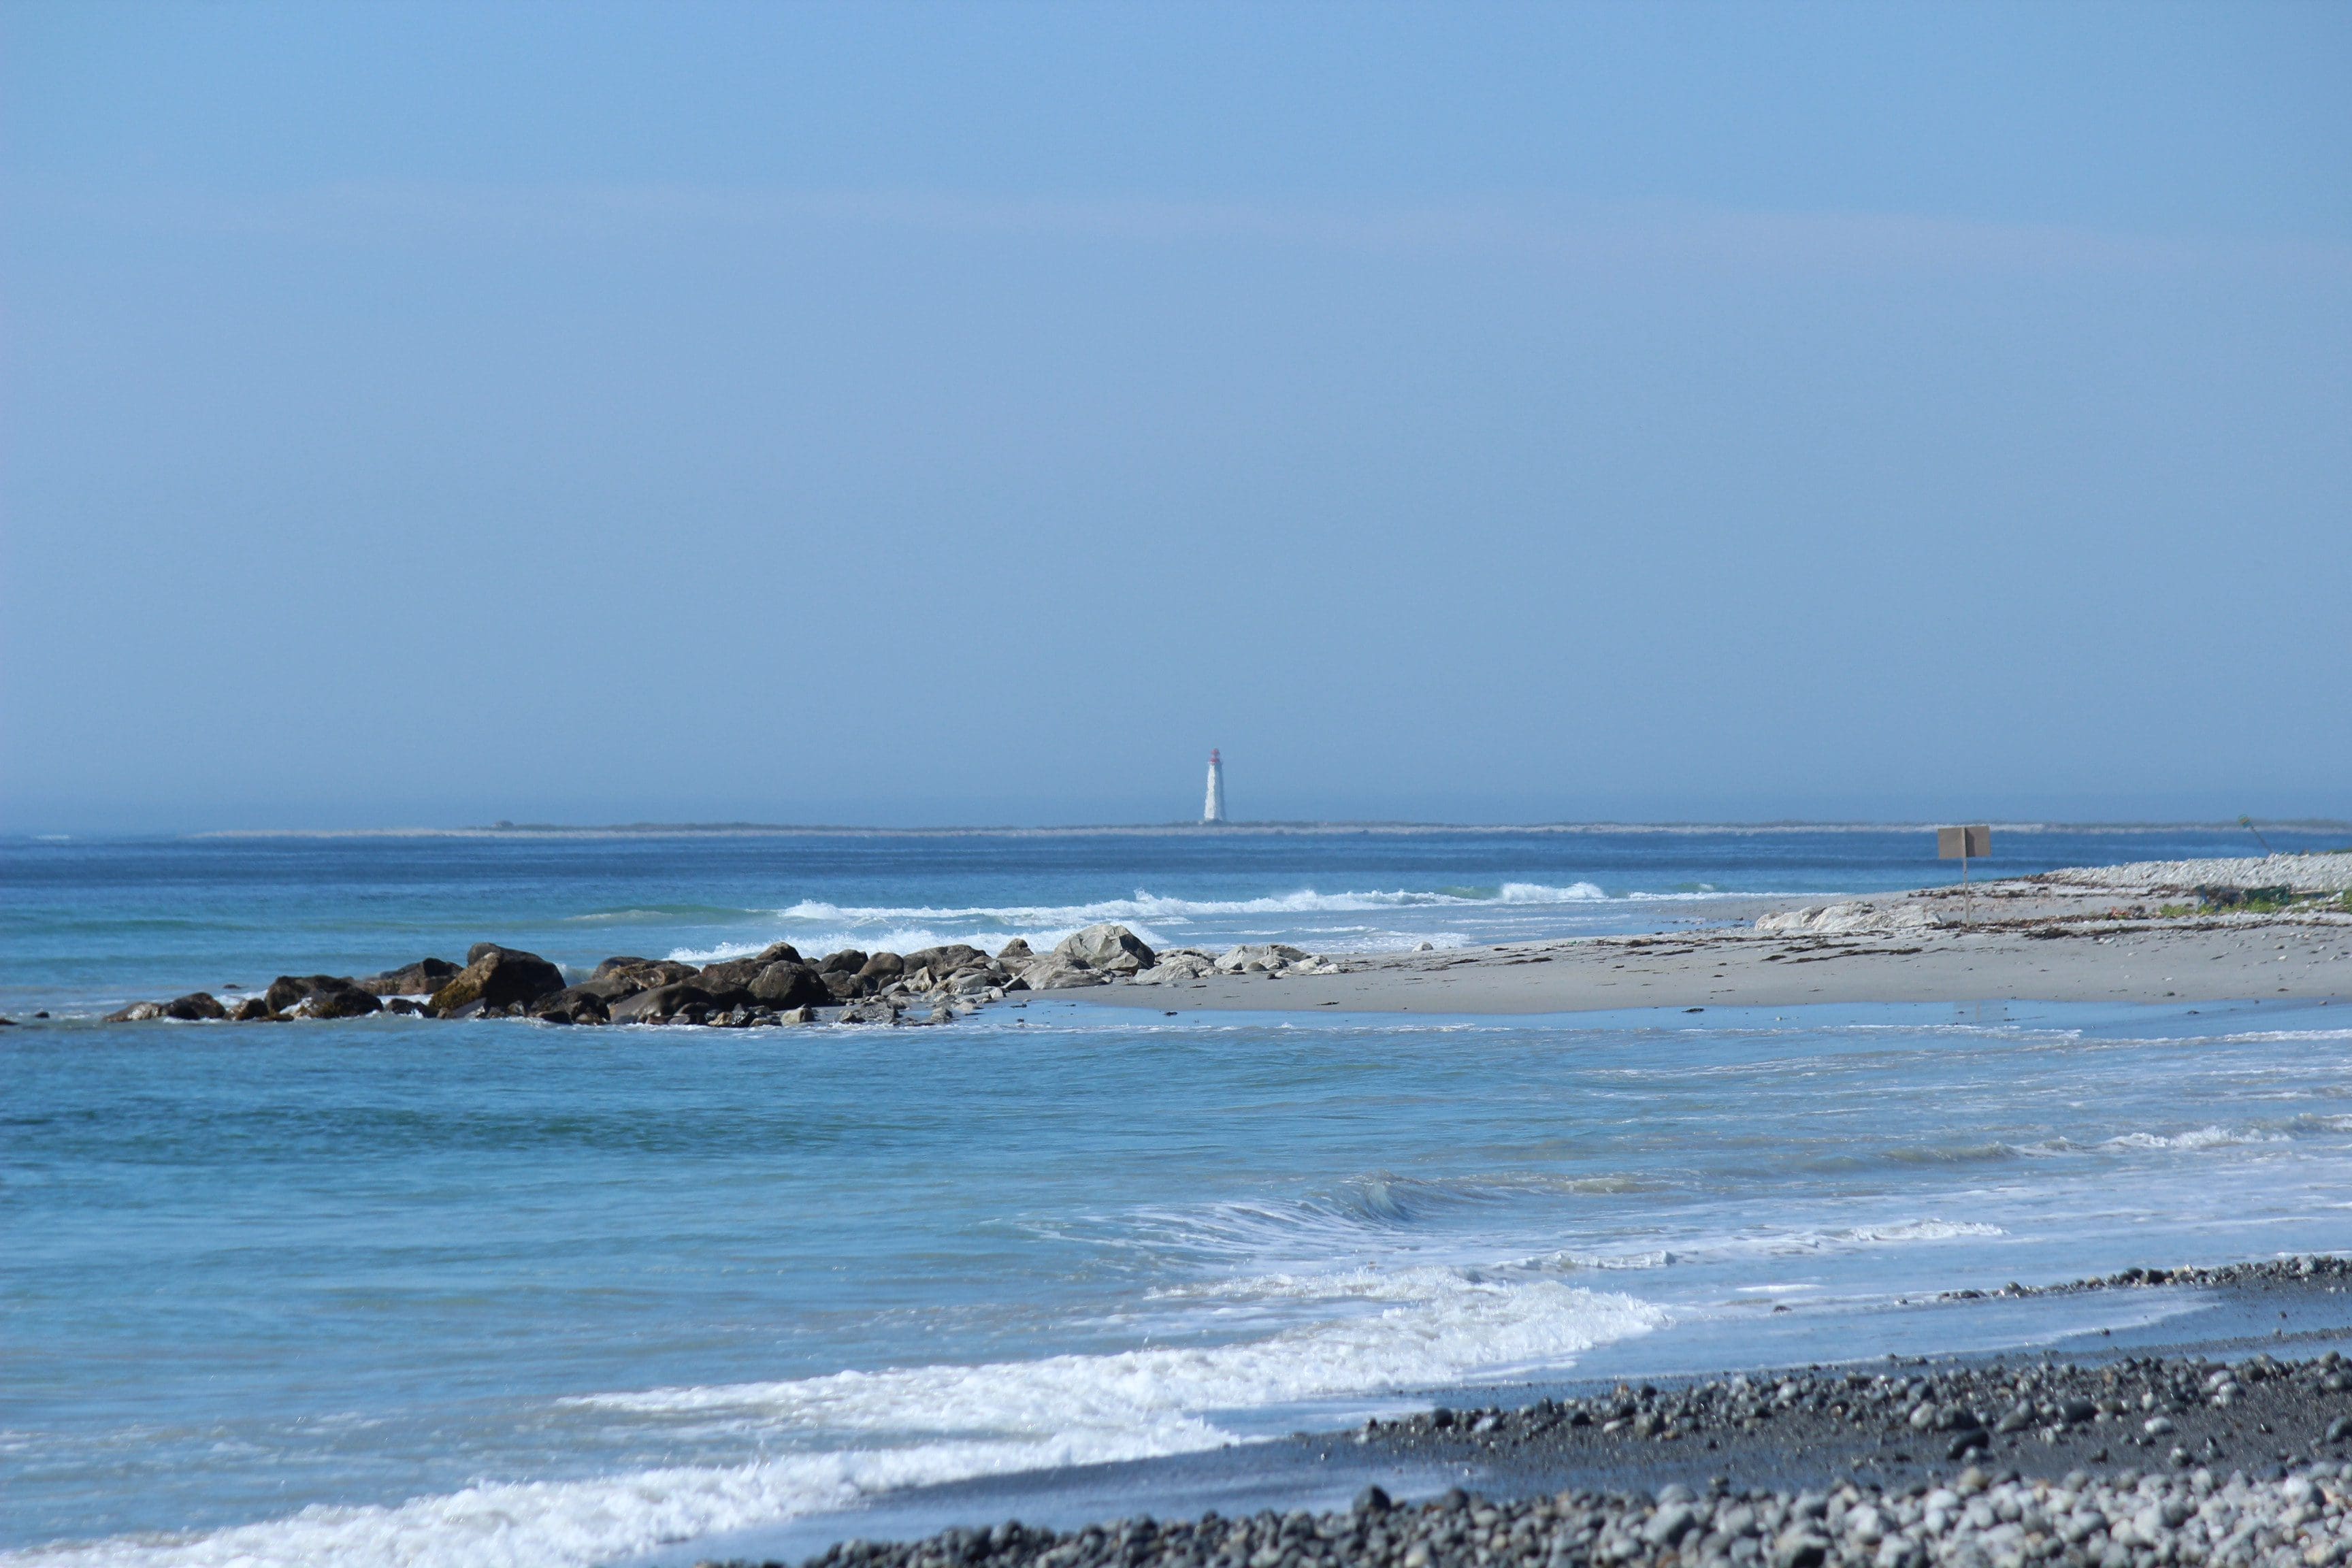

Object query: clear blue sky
[4,3,2347,829]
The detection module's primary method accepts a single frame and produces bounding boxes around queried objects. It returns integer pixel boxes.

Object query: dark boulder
[382,997,427,1016]
[996,937,1034,963]
[819,949,868,975]
[749,960,830,1009]
[692,959,762,991]
[103,1000,168,1022]
[583,958,697,1000]
[229,996,282,1022]
[821,969,865,1002]
[265,974,363,1013]
[297,986,384,1019]
[692,958,760,992]
[856,951,905,985]
[902,945,990,980]
[608,983,714,1024]
[429,947,566,1015]
[691,942,804,992]
[163,992,229,1021]
[359,958,461,996]
[529,986,610,1024]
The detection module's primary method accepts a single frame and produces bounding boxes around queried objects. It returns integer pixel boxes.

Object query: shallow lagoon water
[4,827,2349,1567]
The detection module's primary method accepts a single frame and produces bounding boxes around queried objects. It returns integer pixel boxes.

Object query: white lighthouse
[1202,749,1227,824]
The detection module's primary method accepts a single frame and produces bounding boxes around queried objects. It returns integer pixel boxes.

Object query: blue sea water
[5,824,2351,1568]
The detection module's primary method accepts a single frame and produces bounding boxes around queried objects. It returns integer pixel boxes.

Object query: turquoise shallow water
[3,827,2348,1568]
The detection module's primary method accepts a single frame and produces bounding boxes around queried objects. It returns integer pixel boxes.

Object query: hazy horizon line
[74,816,2343,842]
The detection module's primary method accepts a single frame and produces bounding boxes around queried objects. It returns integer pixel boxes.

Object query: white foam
[1497,883,1609,904]
[1844,1220,2007,1243]
[2105,1126,2291,1151]
[0,1441,1145,1568]
[18,1271,1659,1568]
[575,1267,1661,1426]
[663,884,1618,962]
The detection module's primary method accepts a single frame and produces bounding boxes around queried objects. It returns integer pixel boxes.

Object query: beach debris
[1755,902,1948,936]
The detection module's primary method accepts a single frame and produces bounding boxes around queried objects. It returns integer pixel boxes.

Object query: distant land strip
[181,819,2352,840]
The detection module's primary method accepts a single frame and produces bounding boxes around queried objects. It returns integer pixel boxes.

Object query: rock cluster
[1965,1258,2352,1298]
[1754,904,1948,938]
[727,1460,2352,1568]
[96,924,1340,1028]
[1134,944,1345,985]
[1364,1349,2352,1473]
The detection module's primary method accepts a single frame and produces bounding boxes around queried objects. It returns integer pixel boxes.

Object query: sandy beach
[1078,854,2352,1017]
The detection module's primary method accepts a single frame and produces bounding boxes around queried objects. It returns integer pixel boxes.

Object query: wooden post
[1938,826,1992,926]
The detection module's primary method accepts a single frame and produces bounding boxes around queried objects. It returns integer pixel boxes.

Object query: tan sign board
[1938,825,1992,859]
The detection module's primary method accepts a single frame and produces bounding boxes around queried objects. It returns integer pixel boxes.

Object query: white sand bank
[1073,853,2352,1015]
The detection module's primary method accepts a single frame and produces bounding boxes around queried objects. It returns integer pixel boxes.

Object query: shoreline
[676,1261,2352,1568]
[1075,857,2352,1017]
[51,851,2352,1028]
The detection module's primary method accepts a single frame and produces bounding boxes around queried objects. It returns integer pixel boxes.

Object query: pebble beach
[721,1259,2352,1568]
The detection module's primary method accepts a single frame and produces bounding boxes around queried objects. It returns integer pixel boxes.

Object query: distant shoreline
[166,819,2352,841]
[1078,853,2352,1015]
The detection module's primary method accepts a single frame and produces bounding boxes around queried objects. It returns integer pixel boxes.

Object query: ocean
[5,823,2350,1568]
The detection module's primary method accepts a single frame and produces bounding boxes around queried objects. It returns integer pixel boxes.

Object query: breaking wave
[664,883,1610,962]
[3,1269,1659,1568]
[2104,1126,2292,1152]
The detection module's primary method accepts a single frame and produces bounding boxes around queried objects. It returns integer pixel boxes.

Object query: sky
[3,2,2348,830]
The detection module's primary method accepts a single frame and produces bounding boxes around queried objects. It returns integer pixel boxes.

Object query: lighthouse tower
[1202,749,1227,824]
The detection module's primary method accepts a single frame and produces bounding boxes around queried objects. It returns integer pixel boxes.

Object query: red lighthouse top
[1209,749,1221,764]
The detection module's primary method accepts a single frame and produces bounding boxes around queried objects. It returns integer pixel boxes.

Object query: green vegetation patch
[2191,884,2318,915]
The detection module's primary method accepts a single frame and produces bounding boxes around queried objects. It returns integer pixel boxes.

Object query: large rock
[1213,943,1309,973]
[819,949,868,975]
[359,958,461,996]
[528,986,610,1024]
[580,957,698,1000]
[163,992,230,1021]
[103,1000,168,1022]
[749,961,830,1009]
[1135,949,1217,984]
[296,986,383,1019]
[856,951,905,985]
[229,996,282,1022]
[902,945,991,981]
[265,974,363,1013]
[695,942,805,992]
[699,982,756,1013]
[1054,924,1156,975]
[996,937,1034,963]
[429,946,567,1015]
[820,969,865,1001]
[608,983,715,1024]
[592,955,691,981]
[1020,953,1109,990]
